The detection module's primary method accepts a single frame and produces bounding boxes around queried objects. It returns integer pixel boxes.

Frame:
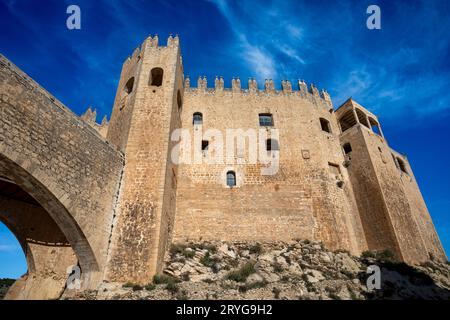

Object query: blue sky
[0,0,449,278]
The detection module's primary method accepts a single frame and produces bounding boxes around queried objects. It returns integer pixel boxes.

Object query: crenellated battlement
[184,75,333,108]
[122,34,180,67]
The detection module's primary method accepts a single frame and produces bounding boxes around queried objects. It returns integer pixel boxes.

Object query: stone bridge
[0,55,124,299]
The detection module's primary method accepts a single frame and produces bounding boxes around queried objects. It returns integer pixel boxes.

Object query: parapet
[81,106,109,138]
[185,76,333,108]
[122,34,180,67]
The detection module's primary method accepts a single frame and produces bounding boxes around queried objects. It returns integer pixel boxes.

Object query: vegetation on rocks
[66,240,450,301]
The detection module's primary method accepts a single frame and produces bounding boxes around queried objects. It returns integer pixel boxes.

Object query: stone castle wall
[1,34,446,298]
[173,87,368,256]
[0,54,124,290]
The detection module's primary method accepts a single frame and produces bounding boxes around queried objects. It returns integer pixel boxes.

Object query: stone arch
[0,153,98,298]
[369,117,382,136]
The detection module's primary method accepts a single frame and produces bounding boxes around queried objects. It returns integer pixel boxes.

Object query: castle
[0,35,446,299]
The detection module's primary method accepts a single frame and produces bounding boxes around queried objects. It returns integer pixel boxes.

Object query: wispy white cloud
[209,0,306,81]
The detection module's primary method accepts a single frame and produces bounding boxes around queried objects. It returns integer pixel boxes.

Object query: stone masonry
[0,35,446,299]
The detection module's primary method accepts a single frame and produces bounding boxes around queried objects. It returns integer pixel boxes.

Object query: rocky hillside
[66,240,450,300]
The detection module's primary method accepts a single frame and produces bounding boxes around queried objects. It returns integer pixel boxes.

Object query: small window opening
[124,77,135,95]
[369,117,382,136]
[177,90,182,110]
[397,157,408,174]
[320,118,332,133]
[259,113,273,127]
[150,68,164,86]
[355,109,370,128]
[226,171,236,187]
[343,143,352,154]
[201,140,209,151]
[266,139,279,151]
[193,112,203,125]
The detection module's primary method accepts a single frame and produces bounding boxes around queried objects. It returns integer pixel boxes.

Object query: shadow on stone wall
[358,260,450,300]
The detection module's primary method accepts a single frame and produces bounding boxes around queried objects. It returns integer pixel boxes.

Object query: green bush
[226,262,256,282]
[200,252,216,267]
[132,284,143,291]
[122,282,135,288]
[153,274,180,285]
[166,282,179,294]
[195,243,217,253]
[361,250,376,259]
[170,244,195,259]
[377,250,395,262]
[249,243,263,254]
[361,250,395,262]
[144,283,156,291]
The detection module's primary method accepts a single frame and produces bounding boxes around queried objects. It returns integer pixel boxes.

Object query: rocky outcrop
[65,240,450,300]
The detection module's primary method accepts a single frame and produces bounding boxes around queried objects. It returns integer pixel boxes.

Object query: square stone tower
[105,35,184,283]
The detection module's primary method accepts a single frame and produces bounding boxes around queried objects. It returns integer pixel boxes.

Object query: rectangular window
[259,113,273,127]
[202,140,209,151]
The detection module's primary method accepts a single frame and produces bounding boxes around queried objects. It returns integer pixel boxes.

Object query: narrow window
[150,67,164,86]
[124,77,135,95]
[397,157,408,174]
[266,139,279,151]
[343,143,352,154]
[320,118,332,133]
[226,171,236,187]
[177,90,182,110]
[193,112,203,125]
[201,140,209,151]
[259,113,273,126]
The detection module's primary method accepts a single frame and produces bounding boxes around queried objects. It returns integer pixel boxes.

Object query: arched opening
[193,112,203,125]
[0,154,97,299]
[320,118,332,133]
[397,157,408,174]
[369,117,382,136]
[355,109,370,128]
[339,110,357,132]
[150,68,164,87]
[226,171,236,188]
[0,221,26,299]
[0,176,77,299]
